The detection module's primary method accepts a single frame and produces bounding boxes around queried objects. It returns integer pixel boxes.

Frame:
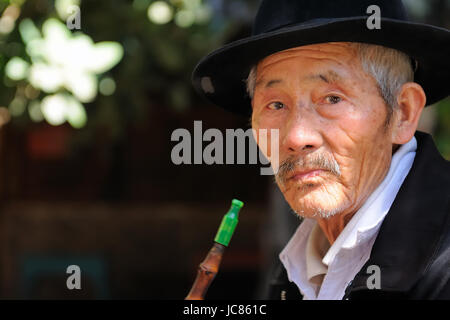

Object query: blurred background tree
[0,0,258,140]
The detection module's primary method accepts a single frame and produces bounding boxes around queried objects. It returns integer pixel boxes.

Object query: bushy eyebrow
[307,70,342,84]
[255,78,283,89]
[255,70,343,90]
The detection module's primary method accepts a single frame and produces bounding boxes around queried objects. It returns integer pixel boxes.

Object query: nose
[282,112,323,155]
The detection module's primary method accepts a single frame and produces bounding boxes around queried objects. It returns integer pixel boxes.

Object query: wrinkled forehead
[256,42,360,77]
[253,42,375,92]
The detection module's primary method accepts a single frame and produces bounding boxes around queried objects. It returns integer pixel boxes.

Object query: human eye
[267,101,285,110]
[324,95,342,104]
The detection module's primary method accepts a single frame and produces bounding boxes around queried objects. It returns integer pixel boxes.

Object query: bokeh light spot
[147,1,174,24]
[5,57,30,81]
[99,77,117,96]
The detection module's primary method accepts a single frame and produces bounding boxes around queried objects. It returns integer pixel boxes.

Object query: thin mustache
[276,153,341,184]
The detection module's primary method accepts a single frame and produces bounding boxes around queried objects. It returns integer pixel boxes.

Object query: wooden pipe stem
[185,242,226,300]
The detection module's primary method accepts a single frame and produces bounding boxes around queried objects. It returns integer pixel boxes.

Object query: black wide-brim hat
[192,0,450,116]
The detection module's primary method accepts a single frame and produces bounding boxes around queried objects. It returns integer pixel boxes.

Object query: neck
[316,211,356,245]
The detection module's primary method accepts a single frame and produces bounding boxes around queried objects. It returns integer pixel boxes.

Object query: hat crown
[253,0,408,35]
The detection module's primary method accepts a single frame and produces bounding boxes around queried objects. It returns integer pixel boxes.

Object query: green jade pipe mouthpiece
[214,199,244,247]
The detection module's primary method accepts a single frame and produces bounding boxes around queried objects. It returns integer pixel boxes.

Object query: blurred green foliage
[435,99,450,159]
[0,0,257,139]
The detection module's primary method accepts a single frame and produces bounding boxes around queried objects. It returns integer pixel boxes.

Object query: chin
[283,182,349,219]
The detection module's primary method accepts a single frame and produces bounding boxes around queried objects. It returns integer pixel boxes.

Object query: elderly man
[192,0,450,299]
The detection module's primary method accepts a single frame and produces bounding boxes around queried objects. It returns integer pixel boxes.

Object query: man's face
[251,42,395,219]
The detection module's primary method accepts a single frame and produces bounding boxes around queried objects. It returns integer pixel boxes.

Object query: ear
[391,82,426,145]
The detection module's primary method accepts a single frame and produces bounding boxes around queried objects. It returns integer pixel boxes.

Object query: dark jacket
[267,131,450,300]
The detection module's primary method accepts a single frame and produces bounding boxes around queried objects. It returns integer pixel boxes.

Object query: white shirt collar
[305,223,329,283]
[279,137,417,299]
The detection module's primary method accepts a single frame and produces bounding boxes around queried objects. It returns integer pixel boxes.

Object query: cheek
[252,126,280,160]
[331,101,388,149]
[324,104,389,179]
[252,112,285,158]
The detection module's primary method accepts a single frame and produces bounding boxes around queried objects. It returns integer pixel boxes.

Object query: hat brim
[192,17,450,116]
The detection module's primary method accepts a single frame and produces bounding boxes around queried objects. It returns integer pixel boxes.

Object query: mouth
[288,169,325,182]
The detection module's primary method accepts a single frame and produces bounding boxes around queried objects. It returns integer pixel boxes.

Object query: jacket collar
[350,131,450,293]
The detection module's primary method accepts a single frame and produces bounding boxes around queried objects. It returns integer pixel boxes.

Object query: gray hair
[246,43,415,124]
